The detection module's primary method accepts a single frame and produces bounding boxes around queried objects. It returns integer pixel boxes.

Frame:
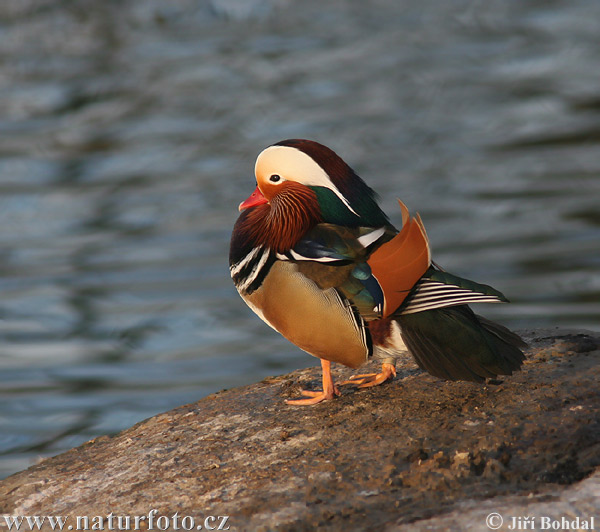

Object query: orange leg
[340,362,396,388]
[285,359,341,406]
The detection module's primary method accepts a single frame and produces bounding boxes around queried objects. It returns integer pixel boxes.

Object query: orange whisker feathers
[242,183,322,252]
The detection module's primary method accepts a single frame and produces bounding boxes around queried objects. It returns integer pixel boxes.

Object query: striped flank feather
[400,277,506,315]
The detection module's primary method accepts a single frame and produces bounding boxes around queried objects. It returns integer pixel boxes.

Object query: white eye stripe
[256,146,359,216]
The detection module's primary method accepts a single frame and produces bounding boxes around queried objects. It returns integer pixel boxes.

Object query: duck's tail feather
[396,305,526,382]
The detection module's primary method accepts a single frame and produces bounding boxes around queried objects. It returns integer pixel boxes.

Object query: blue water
[1,0,599,478]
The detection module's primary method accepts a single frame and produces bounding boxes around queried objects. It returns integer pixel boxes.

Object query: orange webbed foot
[285,359,341,406]
[285,386,341,406]
[340,362,397,388]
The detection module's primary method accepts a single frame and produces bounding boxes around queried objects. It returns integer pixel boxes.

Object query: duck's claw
[285,359,341,405]
[285,386,341,405]
[340,362,397,388]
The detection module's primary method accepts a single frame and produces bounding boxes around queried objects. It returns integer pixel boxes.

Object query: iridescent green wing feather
[280,223,392,319]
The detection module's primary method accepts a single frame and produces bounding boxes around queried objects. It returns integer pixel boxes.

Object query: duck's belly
[241,261,370,368]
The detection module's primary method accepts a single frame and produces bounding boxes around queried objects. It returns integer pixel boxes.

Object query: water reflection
[1,0,599,478]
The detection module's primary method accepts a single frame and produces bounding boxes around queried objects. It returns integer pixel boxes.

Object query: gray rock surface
[0,328,599,532]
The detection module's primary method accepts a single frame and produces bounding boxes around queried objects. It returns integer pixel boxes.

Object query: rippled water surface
[1,0,599,478]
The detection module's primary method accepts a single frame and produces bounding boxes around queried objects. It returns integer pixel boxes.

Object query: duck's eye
[269,174,281,183]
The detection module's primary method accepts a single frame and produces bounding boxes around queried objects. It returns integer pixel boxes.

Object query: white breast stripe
[238,249,270,293]
[230,247,261,277]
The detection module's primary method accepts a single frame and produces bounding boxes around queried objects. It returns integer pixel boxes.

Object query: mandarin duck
[229,139,526,405]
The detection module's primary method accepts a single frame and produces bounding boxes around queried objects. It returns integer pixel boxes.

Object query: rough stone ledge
[0,328,599,532]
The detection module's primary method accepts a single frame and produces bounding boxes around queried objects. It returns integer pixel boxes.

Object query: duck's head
[239,139,389,228]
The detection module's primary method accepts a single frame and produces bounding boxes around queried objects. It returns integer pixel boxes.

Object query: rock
[0,328,599,532]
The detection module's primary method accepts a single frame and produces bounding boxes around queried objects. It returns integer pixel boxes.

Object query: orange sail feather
[368,201,431,318]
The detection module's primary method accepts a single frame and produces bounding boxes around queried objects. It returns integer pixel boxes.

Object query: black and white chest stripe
[230,246,276,295]
[231,227,387,298]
